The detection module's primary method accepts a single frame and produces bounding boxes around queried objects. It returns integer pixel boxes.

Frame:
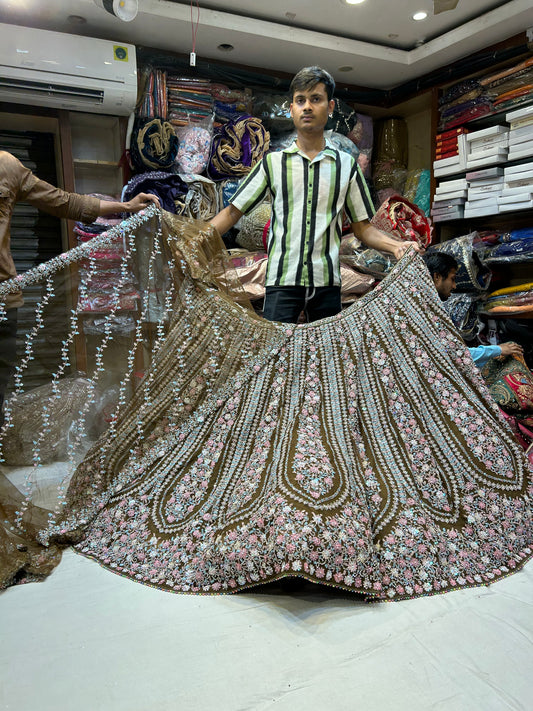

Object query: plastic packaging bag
[253,93,293,134]
[176,117,213,174]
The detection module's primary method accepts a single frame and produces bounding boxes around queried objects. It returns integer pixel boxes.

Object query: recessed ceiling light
[217,43,234,52]
[344,0,366,5]
[338,66,353,72]
[413,11,428,20]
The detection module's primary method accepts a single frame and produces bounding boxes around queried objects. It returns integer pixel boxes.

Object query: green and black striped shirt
[231,139,375,287]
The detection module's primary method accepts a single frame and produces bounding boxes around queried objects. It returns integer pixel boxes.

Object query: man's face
[434,268,457,300]
[290,82,334,135]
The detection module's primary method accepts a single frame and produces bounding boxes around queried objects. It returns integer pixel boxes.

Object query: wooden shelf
[73,159,121,167]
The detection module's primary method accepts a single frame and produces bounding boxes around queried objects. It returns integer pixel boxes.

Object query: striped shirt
[230,139,375,287]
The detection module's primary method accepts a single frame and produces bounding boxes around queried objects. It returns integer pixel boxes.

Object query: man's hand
[123,193,160,212]
[98,193,160,217]
[389,240,424,260]
[499,342,524,358]
[351,220,425,259]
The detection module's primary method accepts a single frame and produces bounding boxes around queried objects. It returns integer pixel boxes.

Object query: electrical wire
[191,0,200,54]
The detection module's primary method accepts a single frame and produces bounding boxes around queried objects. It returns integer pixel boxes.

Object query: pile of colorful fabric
[138,69,167,119]
[481,281,533,317]
[167,75,214,129]
[370,195,432,249]
[207,115,270,180]
[481,353,533,459]
[438,55,533,131]
[167,75,253,129]
[481,56,533,113]
[483,227,533,264]
[122,171,188,214]
[211,84,253,125]
[438,78,492,131]
[74,195,140,324]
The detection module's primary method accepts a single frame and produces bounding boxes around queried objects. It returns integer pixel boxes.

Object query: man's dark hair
[290,66,335,101]
[423,251,458,280]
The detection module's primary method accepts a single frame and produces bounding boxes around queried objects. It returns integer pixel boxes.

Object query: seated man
[423,251,524,367]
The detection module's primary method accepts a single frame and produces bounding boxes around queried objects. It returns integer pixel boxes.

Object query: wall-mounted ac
[0,23,137,116]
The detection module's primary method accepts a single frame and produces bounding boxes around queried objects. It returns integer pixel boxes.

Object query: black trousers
[263,286,341,323]
[0,308,18,420]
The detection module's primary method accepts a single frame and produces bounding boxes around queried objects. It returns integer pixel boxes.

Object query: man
[423,251,524,367]
[210,66,422,323]
[0,149,159,420]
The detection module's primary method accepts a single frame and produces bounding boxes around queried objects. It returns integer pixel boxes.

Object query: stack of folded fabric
[438,78,492,132]
[212,84,253,125]
[167,76,253,130]
[484,226,533,264]
[481,56,533,114]
[481,281,533,316]
[138,69,167,119]
[167,75,214,128]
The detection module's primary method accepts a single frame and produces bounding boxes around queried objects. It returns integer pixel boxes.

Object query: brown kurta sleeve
[0,151,102,308]
[17,164,101,224]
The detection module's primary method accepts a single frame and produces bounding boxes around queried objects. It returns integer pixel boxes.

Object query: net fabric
[0,208,532,599]
[0,207,256,587]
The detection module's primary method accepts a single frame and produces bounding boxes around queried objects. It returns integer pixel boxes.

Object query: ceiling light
[413,11,428,20]
[338,66,353,72]
[344,0,366,4]
[218,43,234,52]
[93,0,138,22]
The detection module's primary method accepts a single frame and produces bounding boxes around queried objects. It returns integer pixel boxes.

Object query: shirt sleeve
[344,162,375,224]
[16,159,100,224]
[468,344,502,368]
[230,158,270,215]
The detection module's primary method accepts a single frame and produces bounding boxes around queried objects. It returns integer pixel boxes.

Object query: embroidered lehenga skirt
[2,212,531,600]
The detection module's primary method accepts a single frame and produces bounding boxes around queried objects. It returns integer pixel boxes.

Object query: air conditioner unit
[0,23,137,116]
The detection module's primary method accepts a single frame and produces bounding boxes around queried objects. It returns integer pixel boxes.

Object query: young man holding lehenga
[211,66,422,322]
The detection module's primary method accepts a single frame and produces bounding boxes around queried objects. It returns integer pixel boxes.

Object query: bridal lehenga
[0,207,531,600]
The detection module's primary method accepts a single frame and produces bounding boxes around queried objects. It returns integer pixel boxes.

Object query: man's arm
[468,342,523,368]
[351,219,423,260]
[210,204,244,236]
[97,193,160,216]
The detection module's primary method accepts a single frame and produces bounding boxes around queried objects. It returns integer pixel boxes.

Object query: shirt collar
[283,137,337,159]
